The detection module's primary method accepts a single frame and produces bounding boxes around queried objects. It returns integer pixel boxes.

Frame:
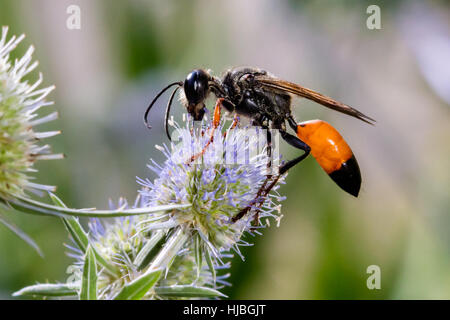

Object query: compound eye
[184,69,209,105]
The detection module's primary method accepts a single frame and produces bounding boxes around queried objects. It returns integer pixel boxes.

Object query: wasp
[144,67,375,215]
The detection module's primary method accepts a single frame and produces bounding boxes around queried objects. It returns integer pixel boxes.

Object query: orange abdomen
[296,119,361,197]
[296,120,352,174]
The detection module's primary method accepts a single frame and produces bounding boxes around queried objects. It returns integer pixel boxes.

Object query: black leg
[265,125,272,175]
[279,130,311,175]
[287,116,298,131]
[232,124,311,223]
[252,115,272,174]
[249,127,272,226]
[231,121,272,223]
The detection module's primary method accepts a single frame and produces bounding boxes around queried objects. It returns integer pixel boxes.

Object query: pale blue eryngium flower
[50,120,287,299]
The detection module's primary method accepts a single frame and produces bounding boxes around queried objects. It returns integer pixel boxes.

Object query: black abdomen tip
[328,155,362,197]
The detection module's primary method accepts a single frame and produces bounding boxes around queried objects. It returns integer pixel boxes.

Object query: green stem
[2,194,190,218]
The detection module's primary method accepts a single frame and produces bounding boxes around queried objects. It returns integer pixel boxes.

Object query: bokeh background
[0,0,449,299]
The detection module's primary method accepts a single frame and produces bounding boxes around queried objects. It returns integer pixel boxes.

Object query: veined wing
[256,77,375,125]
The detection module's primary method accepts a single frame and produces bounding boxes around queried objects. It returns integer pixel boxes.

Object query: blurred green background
[0,0,449,299]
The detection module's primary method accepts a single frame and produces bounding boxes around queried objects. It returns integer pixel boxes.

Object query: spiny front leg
[188,98,224,163]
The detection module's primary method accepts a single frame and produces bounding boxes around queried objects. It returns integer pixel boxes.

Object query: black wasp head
[183,69,210,120]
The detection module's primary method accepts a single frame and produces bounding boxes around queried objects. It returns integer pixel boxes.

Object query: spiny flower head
[64,119,286,299]
[0,26,62,198]
[67,198,228,300]
[138,119,286,259]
